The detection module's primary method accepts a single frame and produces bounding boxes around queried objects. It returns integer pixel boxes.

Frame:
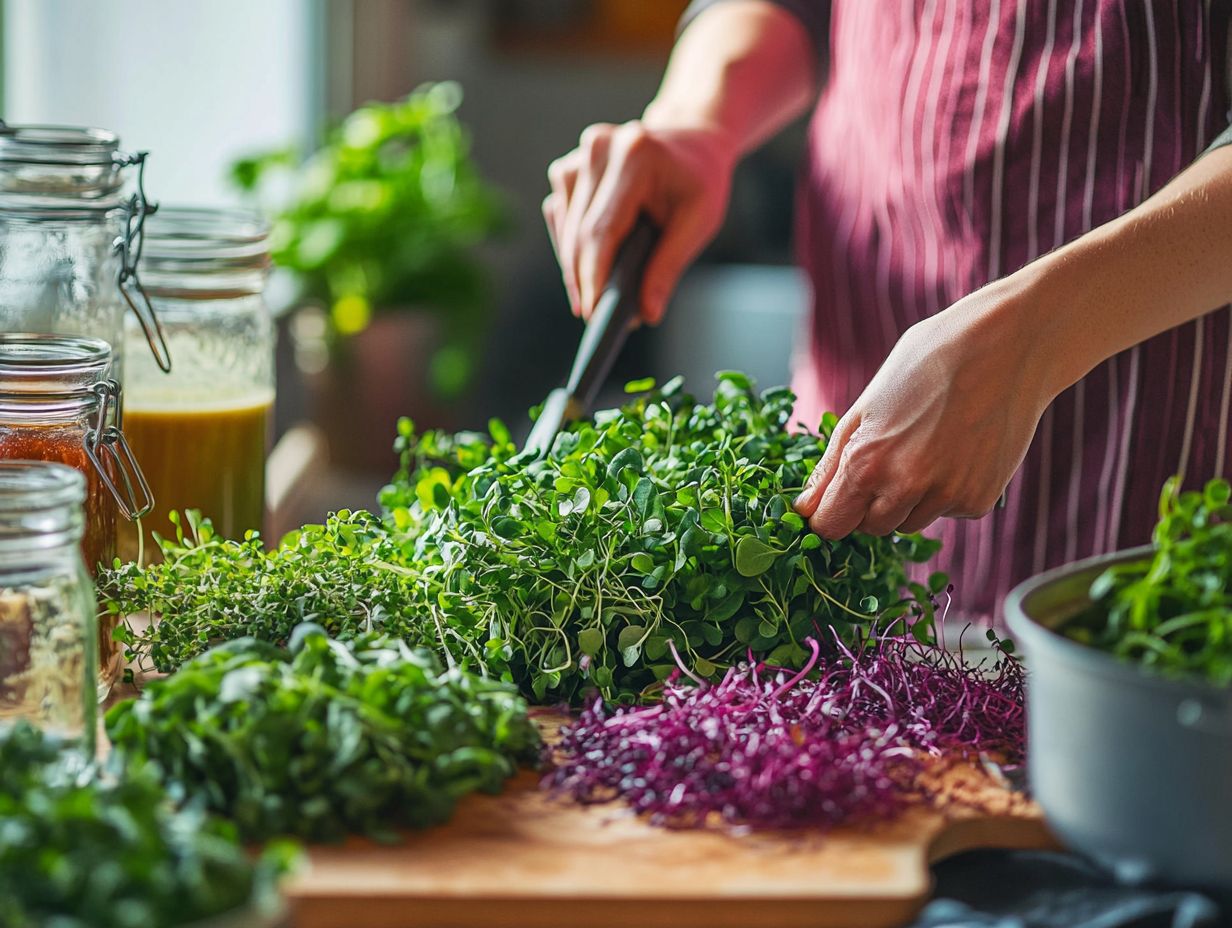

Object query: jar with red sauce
[0,334,152,696]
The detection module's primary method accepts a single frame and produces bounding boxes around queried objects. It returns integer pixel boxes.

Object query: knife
[524,215,659,457]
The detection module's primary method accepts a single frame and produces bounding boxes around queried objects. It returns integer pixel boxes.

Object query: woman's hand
[540,0,816,323]
[793,140,1232,541]
[542,120,736,324]
[793,274,1059,538]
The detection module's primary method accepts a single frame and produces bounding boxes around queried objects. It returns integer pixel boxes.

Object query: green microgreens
[1066,476,1232,684]
[102,372,943,705]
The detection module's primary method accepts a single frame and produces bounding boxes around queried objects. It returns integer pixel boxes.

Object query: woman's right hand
[543,120,737,325]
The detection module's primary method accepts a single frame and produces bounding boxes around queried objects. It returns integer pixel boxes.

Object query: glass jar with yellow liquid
[121,208,273,562]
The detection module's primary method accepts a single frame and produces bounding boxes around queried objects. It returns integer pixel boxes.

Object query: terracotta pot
[292,308,463,475]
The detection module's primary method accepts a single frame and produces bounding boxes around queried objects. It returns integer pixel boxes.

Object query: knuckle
[547,158,572,188]
[615,122,653,158]
[577,212,614,246]
[841,445,881,485]
[579,122,614,147]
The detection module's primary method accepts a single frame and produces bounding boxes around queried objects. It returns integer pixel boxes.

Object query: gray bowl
[1005,547,1232,891]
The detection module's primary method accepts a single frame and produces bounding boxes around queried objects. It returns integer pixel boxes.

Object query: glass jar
[0,334,153,695]
[0,461,98,751]
[0,121,171,378]
[121,207,273,562]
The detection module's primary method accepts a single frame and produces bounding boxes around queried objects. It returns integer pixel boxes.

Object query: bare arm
[543,1,816,324]
[1033,144,1232,395]
[645,1,818,156]
[794,141,1232,539]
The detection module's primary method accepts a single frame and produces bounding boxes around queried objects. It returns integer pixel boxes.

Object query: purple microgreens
[544,630,1024,831]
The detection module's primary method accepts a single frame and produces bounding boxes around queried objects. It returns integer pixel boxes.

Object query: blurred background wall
[3,0,319,205]
[1,0,809,513]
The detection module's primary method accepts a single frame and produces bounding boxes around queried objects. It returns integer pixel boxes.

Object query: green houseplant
[232,82,504,470]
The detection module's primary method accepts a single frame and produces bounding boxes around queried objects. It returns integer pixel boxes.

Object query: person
[542,0,1232,621]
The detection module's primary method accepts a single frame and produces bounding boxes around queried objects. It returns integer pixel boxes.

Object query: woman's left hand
[796,139,1232,540]
[793,273,1060,538]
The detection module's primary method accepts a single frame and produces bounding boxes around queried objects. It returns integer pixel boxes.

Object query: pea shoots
[1066,476,1232,684]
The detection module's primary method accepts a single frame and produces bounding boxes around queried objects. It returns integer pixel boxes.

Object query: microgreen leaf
[734,535,780,577]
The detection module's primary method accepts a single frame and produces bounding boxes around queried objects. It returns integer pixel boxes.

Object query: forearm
[643,1,817,158]
[1024,144,1232,398]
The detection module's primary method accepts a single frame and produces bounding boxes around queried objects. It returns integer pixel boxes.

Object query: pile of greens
[104,511,414,674]
[381,373,942,702]
[1066,477,1232,684]
[0,722,292,928]
[102,374,942,705]
[106,624,540,842]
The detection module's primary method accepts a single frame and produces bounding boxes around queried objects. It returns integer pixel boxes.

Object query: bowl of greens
[1005,477,1232,891]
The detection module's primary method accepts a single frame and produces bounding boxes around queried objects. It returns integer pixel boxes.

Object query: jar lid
[0,461,86,552]
[0,334,113,395]
[0,460,86,511]
[0,123,127,204]
[140,206,271,298]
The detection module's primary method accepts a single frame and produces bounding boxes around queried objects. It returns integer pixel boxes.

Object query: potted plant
[231,82,505,472]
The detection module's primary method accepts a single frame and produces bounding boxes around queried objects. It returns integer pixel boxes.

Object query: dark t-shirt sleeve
[679,0,830,59]
[1206,124,1232,154]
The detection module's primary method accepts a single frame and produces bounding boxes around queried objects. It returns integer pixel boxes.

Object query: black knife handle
[566,215,659,409]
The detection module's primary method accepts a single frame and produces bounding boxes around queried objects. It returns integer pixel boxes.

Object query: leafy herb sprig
[103,510,417,674]
[0,722,294,928]
[1066,477,1232,683]
[105,624,540,843]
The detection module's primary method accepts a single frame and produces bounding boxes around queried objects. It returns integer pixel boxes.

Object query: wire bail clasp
[113,150,172,373]
[83,379,154,521]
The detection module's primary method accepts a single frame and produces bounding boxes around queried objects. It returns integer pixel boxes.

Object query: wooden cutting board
[288,717,1055,928]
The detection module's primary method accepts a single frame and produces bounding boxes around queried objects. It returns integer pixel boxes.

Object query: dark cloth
[678,0,830,58]
[912,850,1228,928]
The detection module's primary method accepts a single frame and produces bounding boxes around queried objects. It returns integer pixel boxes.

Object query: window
[3,0,320,206]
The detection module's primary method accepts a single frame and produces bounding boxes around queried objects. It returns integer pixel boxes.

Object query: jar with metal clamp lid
[121,207,273,561]
[0,334,153,697]
[0,121,171,377]
[0,461,97,751]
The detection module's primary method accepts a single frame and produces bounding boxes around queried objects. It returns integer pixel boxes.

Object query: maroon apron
[793,0,1232,621]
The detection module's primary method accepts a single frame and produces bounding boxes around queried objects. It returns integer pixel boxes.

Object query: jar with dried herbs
[0,461,97,751]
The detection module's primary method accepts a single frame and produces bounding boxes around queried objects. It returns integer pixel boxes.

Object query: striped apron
[792,0,1232,621]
